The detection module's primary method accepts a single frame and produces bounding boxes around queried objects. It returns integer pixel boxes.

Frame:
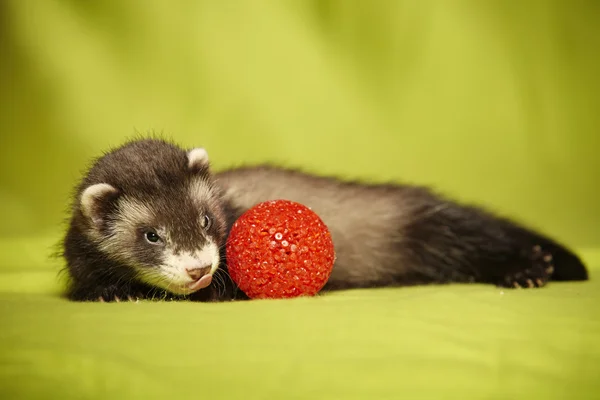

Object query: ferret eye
[145,231,161,244]
[201,215,211,230]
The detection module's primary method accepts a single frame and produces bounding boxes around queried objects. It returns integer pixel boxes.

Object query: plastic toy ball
[226,200,335,299]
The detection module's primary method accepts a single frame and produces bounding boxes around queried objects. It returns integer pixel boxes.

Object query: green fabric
[1,1,599,399]
[1,237,599,399]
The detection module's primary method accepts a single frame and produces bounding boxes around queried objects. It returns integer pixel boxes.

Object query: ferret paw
[97,294,141,303]
[499,245,555,289]
[95,288,144,303]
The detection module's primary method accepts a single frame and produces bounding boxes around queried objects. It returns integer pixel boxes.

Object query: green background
[1,1,599,399]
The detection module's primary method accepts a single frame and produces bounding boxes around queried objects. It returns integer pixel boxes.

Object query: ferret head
[77,139,227,295]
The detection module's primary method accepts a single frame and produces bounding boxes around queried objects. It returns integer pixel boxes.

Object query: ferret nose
[186,266,211,280]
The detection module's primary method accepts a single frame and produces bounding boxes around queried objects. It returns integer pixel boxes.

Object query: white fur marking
[189,179,213,203]
[117,197,155,230]
[187,148,209,169]
[138,242,220,295]
[96,197,156,264]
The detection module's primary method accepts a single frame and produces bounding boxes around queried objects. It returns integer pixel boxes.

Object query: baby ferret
[62,138,588,302]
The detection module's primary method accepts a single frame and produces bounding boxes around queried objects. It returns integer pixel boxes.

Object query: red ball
[226,200,336,299]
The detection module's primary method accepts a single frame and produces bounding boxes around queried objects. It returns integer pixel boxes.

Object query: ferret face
[78,143,227,295]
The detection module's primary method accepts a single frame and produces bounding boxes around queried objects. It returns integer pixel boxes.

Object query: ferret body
[62,138,588,302]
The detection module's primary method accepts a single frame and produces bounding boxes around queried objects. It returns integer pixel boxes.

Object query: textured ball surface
[226,200,335,299]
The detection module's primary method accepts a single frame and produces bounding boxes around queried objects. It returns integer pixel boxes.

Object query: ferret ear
[80,183,120,229]
[187,148,210,173]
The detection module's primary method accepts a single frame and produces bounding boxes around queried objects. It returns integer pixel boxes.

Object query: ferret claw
[526,279,534,288]
[535,278,544,287]
[499,245,554,289]
[114,295,121,302]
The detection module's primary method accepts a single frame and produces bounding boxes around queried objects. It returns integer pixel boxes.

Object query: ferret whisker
[220,267,232,280]
[218,265,234,285]
[212,270,221,292]
[214,270,226,297]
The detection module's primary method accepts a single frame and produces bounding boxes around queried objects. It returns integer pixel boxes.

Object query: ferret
[62,138,588,302]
